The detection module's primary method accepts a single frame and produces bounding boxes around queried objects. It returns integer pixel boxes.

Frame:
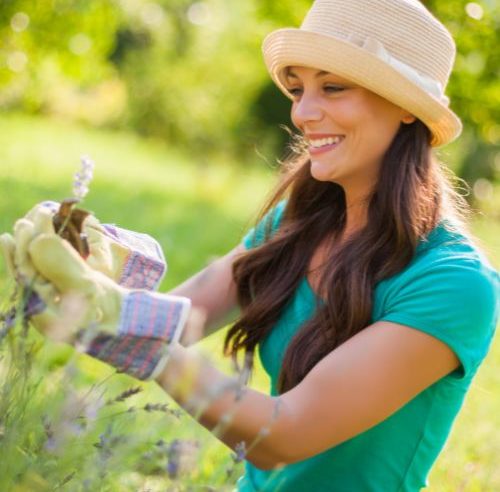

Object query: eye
[324,85,345,94]
[286,87,303,98]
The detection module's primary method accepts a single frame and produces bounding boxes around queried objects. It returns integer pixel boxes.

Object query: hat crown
[301,0,456,90]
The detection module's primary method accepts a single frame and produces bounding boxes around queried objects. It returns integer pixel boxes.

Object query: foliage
[425,0,500,188]
[0,306,246,491]
[0,112,276,490]
[0,0,499,187]
[0,113,270,490]
[0,0,120,120]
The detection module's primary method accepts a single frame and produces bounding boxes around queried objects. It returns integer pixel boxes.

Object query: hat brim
[263,29,462,147]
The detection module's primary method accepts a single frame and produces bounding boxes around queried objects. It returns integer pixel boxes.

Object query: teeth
[309,136,343,148]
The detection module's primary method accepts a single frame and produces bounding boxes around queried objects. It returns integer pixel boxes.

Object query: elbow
[246,450,303,471]
[244,434,304,471]
[243,438,285,470]
[246,455,287,472]
[248,444,319,471]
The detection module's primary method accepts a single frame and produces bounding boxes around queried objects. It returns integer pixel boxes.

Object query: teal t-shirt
[237,202,499,492]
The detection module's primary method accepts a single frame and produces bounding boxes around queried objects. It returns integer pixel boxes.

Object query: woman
[2,0,498,490]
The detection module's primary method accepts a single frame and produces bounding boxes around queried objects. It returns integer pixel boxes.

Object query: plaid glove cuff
[86,334,170,380]
[118,291,191,343]
[101,224,166,291]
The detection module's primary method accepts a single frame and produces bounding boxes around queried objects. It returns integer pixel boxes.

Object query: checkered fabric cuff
[86,334,170,380]
[102,224,166,291]
[117,291,191,343]
[85,292,190,380]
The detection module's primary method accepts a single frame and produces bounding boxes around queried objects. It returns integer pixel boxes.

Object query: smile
[307,135,345,155]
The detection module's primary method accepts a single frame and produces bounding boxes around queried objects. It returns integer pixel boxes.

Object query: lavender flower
[166,439,200,479]
[105,386,142,405]
[232,441,247,463]
[73,155,94,201]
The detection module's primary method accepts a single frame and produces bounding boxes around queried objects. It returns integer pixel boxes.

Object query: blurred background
[0,1,499,490]
[0,0,499,182]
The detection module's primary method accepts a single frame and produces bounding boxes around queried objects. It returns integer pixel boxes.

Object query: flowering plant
[53,155,94,258]
[0,156,245,490]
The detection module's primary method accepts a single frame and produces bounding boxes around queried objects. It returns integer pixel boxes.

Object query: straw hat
[262,0,462,147]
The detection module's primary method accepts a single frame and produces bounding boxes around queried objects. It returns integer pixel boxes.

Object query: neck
[342,189,371,240]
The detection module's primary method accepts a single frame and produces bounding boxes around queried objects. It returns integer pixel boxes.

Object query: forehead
[284,66,354,85]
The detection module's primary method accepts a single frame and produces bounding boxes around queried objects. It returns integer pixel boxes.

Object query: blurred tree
[0,0,498,186]
[426,0,500,192]
[0,0,120,121]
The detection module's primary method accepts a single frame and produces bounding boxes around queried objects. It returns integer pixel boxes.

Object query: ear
[401,110,416,125]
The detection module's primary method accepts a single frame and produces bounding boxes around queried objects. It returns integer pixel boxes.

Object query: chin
[309,160,339,183]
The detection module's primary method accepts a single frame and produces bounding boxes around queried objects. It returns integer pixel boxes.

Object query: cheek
[327,99,361,129]
[327,97,382,136]
[290,103,302,130]
[347,98,401,149]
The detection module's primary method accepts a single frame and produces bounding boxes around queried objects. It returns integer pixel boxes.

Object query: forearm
[156,344,294,469]
[169,270,238,341]
[168,246,245,343]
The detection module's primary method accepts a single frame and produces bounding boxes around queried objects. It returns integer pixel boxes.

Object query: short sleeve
[379,258,499,379]
[243,200,287,249]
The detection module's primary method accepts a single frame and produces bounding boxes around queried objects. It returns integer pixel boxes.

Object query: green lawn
[0,113,498,491]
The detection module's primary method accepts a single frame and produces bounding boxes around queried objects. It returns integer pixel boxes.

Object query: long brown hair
[224,120,469,393]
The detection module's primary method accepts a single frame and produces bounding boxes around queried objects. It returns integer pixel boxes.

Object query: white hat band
[342,33,448,106]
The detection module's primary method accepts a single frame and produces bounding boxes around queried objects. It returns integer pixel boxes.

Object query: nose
[291,90,324,130]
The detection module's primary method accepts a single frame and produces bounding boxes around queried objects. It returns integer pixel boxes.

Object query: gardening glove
[0,207,66,323]
[10,201,167,290]
[0,232,16,279]
[1,204,57,289]
[87,217,166,290]
[27,231,190,380]
[1,202,167,320]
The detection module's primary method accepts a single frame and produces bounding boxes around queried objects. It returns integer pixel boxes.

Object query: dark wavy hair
[224,120,469,393]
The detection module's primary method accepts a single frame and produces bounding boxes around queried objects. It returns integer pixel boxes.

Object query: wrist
[157,343,200,400]
[84,289,191,381]
[117,290,191,342]
[157,345,243,415]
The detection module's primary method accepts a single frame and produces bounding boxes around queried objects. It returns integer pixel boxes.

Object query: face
[285,66,415,196]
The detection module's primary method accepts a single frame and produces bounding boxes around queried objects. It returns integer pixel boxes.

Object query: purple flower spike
[73,155,95,201]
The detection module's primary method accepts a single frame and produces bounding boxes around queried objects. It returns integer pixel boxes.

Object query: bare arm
[157,321,459,469]
[168,244,247,344]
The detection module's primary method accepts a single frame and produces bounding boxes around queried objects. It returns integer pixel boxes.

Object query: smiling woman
[2,1,498,491]
[284,66,416,198]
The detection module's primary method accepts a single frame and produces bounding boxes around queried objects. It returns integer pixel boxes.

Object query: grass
[0,113,498,491]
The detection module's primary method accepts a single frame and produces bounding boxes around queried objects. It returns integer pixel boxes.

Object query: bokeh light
[187,2,212,26]
[69,34,92,56]
[465,2,484,20]
[10,12,30,32]
[7,51,28,72]
[140,2,165,28]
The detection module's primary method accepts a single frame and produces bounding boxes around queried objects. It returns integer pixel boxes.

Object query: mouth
[307,135,345,155]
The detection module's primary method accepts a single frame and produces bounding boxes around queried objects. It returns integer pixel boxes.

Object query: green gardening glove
[0,205,59,307]
[0,201,167,291]
[27,231,190,380]
[1,202,169,341]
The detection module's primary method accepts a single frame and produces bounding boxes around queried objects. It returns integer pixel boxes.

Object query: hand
[0,205,66,330]
[28,231,190,380]
[0,202,57,290]
[0,203,184,380]
[0,201,166,291]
